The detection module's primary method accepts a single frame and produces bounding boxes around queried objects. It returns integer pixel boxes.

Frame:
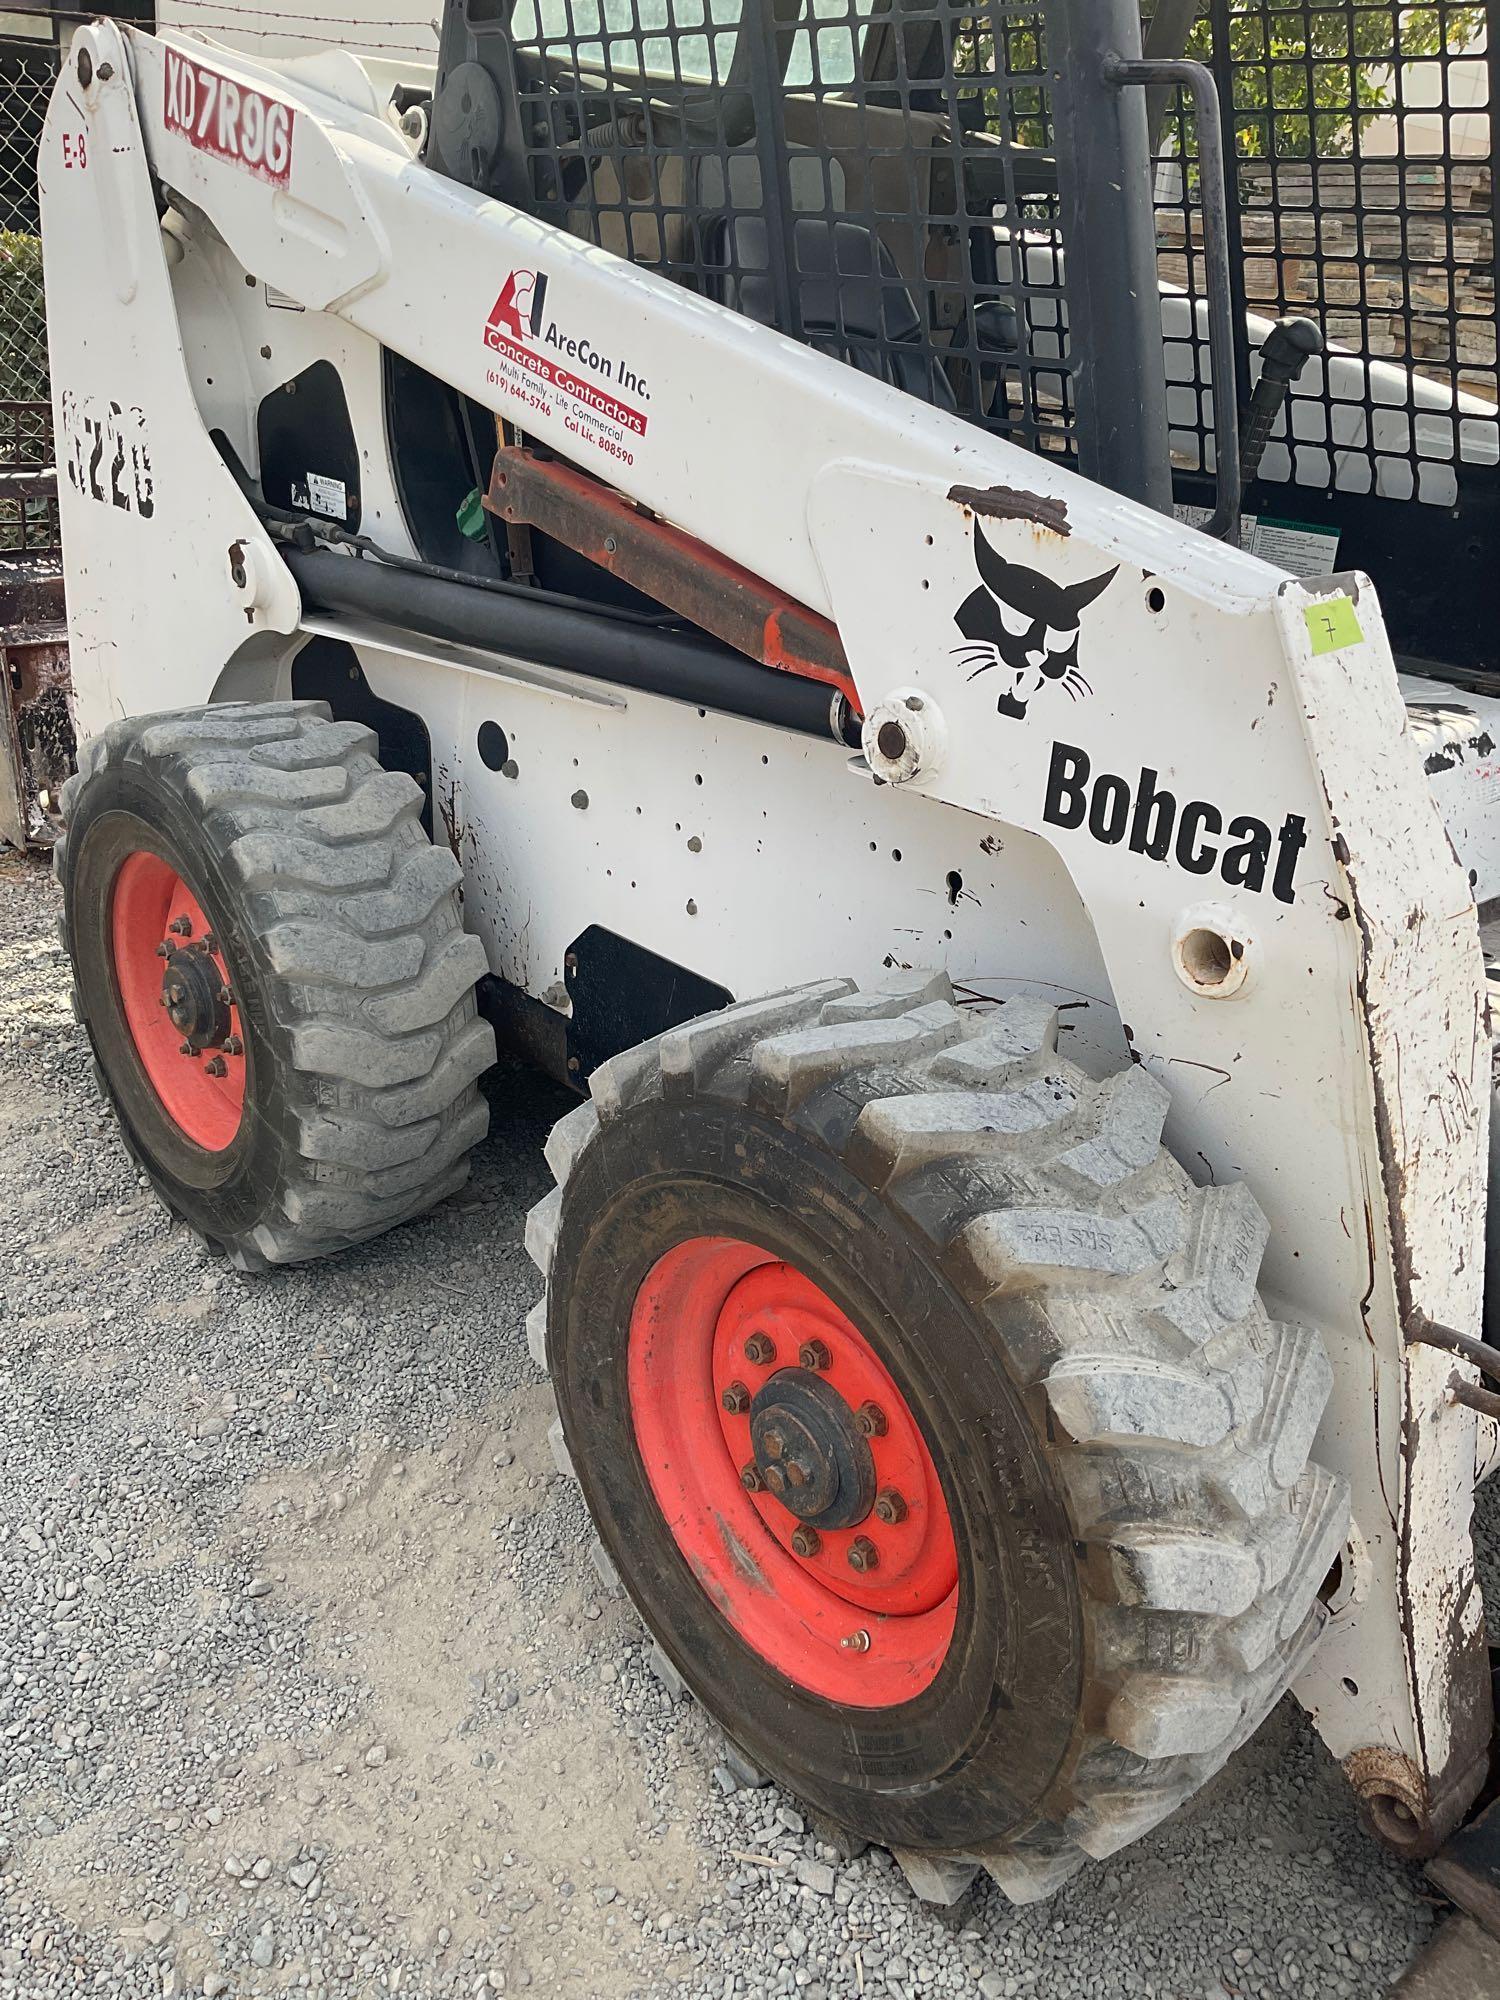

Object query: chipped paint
[713,1511,770,1592]
[1286,573,1492,1852]
[946,482,1071,538]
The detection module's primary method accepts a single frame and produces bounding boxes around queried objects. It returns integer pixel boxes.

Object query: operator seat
[702,214,958,412]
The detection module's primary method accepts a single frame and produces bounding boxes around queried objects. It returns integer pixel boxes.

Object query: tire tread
[60,700,494,1268]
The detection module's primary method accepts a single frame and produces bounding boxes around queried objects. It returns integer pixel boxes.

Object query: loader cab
[427,0,1068,444]
[409,0,1499,685]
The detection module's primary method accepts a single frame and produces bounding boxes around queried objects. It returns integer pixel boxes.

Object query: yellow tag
[1304,595,1364,656]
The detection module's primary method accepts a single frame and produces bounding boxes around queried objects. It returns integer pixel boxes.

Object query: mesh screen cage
[435,0,1497,677]
[1155,0,1497,674]
[503,0,1093,463]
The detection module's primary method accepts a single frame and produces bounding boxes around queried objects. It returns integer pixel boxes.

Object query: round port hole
[1181,927,1234,988]
[1171,908,1253,999]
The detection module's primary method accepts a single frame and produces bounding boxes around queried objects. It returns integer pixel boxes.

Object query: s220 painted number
[60,392,155,520]
[162,47,293,187]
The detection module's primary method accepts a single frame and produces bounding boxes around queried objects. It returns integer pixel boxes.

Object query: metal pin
[839,1630,871,1653]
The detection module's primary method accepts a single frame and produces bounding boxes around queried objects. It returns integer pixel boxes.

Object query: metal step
[1393,1915,1500,1998]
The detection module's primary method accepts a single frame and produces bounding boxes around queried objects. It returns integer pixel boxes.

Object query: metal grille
[508,0,1085,462]
[1153,0,1497,668]
[1,35,60,557]
[0,401,59,556]
[502,0,1498,665]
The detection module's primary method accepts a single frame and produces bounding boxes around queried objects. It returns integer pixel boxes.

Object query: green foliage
[960,5,1489,162]
[1180,3,1488,160]
[0,230,49,404]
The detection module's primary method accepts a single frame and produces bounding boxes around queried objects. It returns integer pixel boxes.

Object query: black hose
[270,519,679,629]
[285,546,860,747]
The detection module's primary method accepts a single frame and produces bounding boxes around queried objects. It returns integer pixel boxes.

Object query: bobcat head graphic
[954,524,1119,721]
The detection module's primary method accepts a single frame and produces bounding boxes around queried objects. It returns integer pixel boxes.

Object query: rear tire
[57,700,495,1269]
[525,971,1347,1902]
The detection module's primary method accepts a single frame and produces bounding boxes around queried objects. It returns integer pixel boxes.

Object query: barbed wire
[33,6,440,51]
[166,1,438,28]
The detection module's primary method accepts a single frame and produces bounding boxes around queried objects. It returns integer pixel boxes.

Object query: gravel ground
[0,846,1487,2000]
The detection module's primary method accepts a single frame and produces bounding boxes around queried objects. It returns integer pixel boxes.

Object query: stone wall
[1158,158,1495,397]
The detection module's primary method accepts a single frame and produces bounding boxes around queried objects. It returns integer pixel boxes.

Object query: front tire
[526,971,1348,1901]
[57,700,495,1269]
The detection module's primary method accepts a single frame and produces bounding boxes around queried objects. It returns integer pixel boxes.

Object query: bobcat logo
[953,524,1118,722]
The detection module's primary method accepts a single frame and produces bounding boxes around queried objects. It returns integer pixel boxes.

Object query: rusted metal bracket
[494,419,536,584]
[0,563,74,849]
[484,449,862,713]
[1408,1315,1500,1422]
[1392,1914,1500,1997]
[1430,1799,1500,1945]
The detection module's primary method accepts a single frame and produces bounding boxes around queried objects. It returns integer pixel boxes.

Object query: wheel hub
[629,1242,958,1705]
[749,1368,875,1529]
[109,850,247,1152]
[161,944,231,1051]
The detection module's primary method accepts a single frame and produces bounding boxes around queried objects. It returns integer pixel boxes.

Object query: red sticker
[163,47,294,187]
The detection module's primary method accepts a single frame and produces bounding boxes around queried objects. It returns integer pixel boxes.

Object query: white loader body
[40,16,1500,1859]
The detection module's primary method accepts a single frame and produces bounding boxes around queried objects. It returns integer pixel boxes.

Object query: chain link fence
[1,33,61,557]
[0,5,417,559]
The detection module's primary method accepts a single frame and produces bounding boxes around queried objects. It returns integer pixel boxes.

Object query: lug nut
[874,1487,908,1525]
[178,1042,197,1058]
[840,1629,871,1653]
[168,916,193,937]
[721,1381,751,1416]
[847,1536,879,1573]
[762,1428,786,1460]
[218,985,233,1005]
[799,1339,831,1371]
[740,1462,764,1493]
[204,1055,228,1078]
[743,1332,776,1366]
[854,1401,888,1438]
[790,1525,821,1559]
[223,1035,244,1056]
[154,941,172,959]
[763,1464,788,1498]
[784,1460,808,1488]
[201,933,217,953]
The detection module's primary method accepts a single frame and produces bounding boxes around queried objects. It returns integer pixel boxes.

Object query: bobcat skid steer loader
[39,0,1500,1909]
